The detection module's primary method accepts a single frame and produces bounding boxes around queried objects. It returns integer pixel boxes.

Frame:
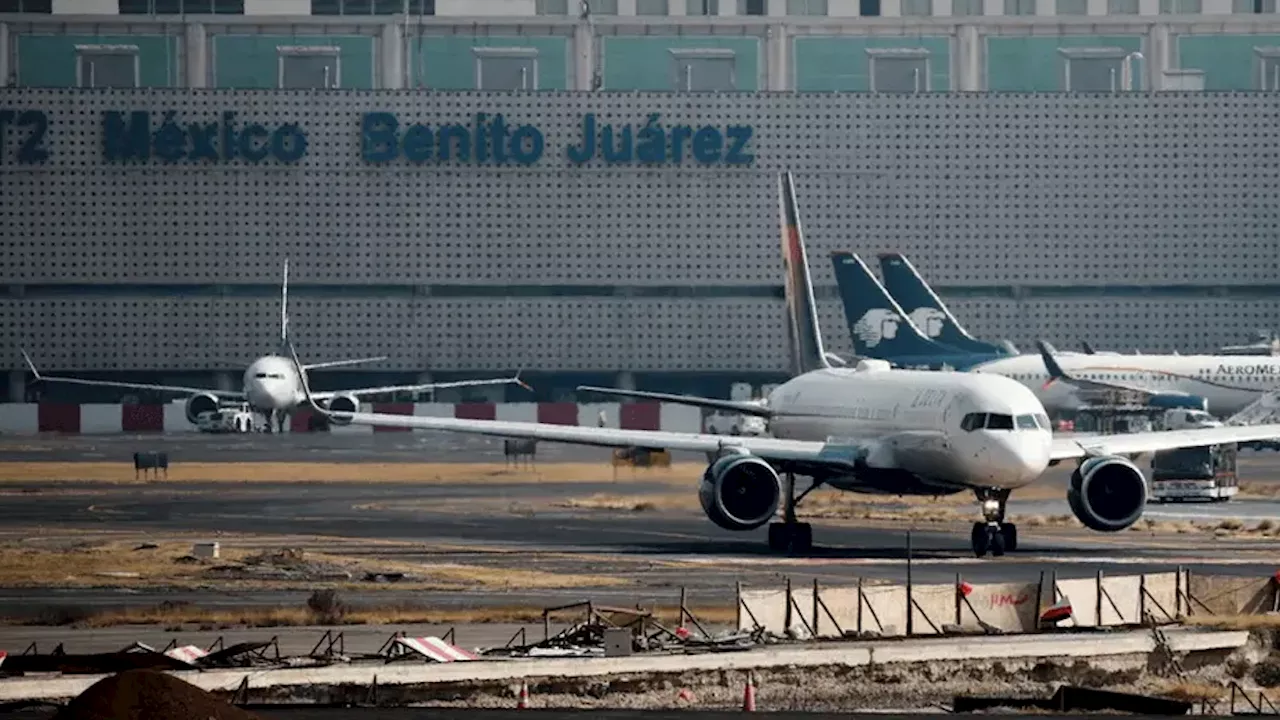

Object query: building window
[535,0,568,10]
[473,48,538,90]
[738,0,766,12]
[1055,0,1087,12]
[75,45,140,88]
[1004,0,1035,13]
[1059,47,1139,91]
[951,0,984,14]
[861,0,881,13]
[636,0,669,12]
[1159,0,1200,11]
[1255,48,1280,89]
[1107,0,1138,11]
[120,0,244,10]
[901,0,932,14]
[687,0,719,13]
[787,0,828,11]
[868,48,931,92]
[583,0,618,12]
[1234,0,1277,10]
[670,49,736,91]
[312,0,434,13]
[278,46,341,88]
[0,0,51,10]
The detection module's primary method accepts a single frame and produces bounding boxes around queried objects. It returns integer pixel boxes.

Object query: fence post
[735,581,742,630]
[812,578,820,638]
[784,576,793,634]
[905,530,914,636]
[955,573,963,626]
[856,576,864,635]
[1095,570,1104,626]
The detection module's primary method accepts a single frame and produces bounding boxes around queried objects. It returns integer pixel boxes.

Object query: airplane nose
[991,436,1050,485]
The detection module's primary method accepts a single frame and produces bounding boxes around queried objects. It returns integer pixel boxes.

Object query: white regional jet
[21,260,530,433]
[289,172,1280,558]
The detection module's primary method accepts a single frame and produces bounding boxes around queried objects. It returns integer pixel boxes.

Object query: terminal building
[2,0,1279,406]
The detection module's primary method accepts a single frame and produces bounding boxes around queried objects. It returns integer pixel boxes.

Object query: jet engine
[184,393,222,424]
[698,453,781,531]
[1066,455,1148,532]
[1147,394,1208,411]
[320,394,359,426]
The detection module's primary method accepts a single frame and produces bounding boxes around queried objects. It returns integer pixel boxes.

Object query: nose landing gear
[971,489,1017,558]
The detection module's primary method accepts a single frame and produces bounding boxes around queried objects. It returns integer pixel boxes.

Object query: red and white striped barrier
[0,402,706,435]
[392,636,478,663]
[163,645,209,665]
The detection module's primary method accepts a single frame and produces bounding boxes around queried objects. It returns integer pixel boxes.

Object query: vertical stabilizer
[831,251,961,360]
[778,172,830,376]
[877,252,1009,356]
[280,258,290,349]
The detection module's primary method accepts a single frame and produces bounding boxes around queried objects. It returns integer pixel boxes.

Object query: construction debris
[52,669,262,720]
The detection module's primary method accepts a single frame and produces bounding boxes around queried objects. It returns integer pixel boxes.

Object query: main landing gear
[767,470,819,554]
[971,488,1017,558]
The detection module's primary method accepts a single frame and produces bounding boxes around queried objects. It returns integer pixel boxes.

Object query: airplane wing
[1052,422,1280,461]
[309,372,533,402]
[290,344,866,465]
[21,349,246,399]
[1036,341,1166,398]
[576,386,773,418]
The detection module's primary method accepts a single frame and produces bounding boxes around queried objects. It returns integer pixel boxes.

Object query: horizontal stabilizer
[302,356,388,371]
[576,386,773,418]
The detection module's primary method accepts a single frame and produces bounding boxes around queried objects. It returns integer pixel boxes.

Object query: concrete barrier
[0,628,1250,703]
[737,569,1272,638]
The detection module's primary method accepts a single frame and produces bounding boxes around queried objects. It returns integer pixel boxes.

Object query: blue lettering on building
[0,109,50,164]
[101,111,308,164]
[361,112,753,166]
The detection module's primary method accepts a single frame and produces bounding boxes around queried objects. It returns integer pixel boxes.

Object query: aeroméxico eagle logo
[853,309,901,349]
[908,307,946,339]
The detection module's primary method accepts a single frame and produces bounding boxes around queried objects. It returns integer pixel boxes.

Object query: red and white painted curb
[0,402,705,435]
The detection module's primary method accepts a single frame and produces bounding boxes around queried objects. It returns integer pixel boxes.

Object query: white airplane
[288,171,1280,558]
[842,251,1280,418]
[21,259,531,433]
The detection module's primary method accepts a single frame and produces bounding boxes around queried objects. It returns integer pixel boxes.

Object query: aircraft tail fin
[831,251,956,360]
[877,252,1009,356]
[280,258,290,349]
[778,171,831,376]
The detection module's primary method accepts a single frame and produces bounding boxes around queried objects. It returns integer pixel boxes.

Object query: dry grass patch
[0,462,702,486]
[1159,681,1230,702]
[0,540,626,591]
[554,493,687,513]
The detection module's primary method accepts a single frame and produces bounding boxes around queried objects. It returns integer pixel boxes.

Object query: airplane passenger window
[1016,414,1038,430]
[961,413,986,431]
[986,414,1014,430]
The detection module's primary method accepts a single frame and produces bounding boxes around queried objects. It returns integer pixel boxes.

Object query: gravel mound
[53,669,261,720]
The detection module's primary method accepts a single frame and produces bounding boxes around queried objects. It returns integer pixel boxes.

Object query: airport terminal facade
[3,1,1280,403]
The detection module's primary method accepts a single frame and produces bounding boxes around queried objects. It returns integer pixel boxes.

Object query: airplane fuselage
[760,366,1052,493]
[242,355,304,412]
[969,354,1272,416]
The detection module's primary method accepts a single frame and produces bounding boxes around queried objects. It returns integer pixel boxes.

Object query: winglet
[1036,340,1070,390]
[1080,339,1096,355]
[20,348,40,381]
[287,341,330,416]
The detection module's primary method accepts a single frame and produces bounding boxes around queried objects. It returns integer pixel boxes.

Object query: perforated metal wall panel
[3,88,1280,371]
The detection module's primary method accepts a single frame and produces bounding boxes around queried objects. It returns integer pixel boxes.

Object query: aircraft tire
[1001,523,1018,552]
[988,526,1006,557]
[970,522,989,557]
[768,523,788,552]
[791,523,812,553]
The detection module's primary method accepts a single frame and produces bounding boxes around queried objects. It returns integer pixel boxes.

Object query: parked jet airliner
[22,260,530,433]
[836,251,1276,418]
[289,171,1280,559]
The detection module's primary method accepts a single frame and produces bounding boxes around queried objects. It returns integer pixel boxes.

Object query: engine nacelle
[321,394,359,426]
[184,393,222,424]
[698,454,781,531]
[1148,394,1208,411]
[1067,455,1148,532]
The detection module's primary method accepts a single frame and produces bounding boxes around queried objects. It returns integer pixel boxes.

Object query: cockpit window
[255,373,268,379]
[1036,413,1051,430]
[1016,414,1039,430]
[986,413,1014,430]
[254,373,285,380]
[961,413,986,431]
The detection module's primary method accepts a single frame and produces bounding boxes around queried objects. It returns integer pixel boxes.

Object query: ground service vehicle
[1149,443,1238,502]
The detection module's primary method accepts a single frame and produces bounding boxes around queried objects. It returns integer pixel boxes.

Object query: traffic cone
[516,681,529,709]
[742,672,756,711]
